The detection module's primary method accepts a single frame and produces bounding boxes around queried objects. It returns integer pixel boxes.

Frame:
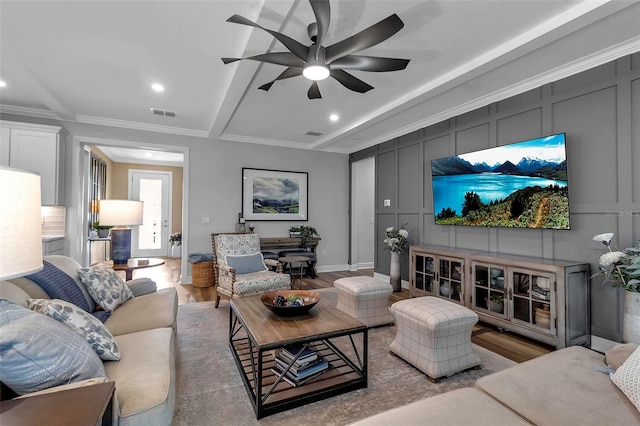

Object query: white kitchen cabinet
[0,121,65,205]
[42,237,64,256]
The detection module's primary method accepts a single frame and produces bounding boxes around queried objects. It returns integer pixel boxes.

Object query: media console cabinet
[409,245,590,349]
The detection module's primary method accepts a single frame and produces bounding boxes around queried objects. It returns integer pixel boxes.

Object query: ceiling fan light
[303,65,330,81]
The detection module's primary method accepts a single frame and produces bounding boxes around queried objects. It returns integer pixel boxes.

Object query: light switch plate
[383,199,391,207]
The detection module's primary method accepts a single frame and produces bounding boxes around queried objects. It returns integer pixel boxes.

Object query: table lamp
[0,167,43,280]
[99,199,143,264]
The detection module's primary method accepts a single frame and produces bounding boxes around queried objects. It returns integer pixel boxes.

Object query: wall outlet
[383,199,391,207]
[202,216,210,224]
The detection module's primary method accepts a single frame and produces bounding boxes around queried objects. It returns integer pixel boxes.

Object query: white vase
[623,291,640,343]
[170,243,182,259]
[390,251,401,292]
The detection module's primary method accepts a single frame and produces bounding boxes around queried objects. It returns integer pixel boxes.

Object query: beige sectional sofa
[0,255,178,426]
[351,345,640,425]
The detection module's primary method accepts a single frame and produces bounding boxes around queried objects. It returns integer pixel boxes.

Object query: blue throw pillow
[0,299,106,395]
[26,261,92,312]
[225,252,268,274]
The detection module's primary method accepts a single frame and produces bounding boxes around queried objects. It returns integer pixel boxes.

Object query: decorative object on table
[289,225,319,247]
[169,231,182,258]
[236,212,246,232]
[242,168,308,221]
[592,232,640,342]
[383,225,409,292]
[92,221,113,238]
[0,167,43,280]
[271,344,330,387]
[99,199,144,265]
[261,290,320,316]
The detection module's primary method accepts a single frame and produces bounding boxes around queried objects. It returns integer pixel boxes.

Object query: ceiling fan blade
[309,0,330,51]
[258,67,303,91]
[222,52,306,68]
[325,14,405,63]
[330,69,374,93]
[330,55,410,72]
[227,14,308,61]
[307,81,322,99]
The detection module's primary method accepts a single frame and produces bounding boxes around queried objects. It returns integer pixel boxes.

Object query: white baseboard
[348,262,374,271]
[590,335,620,353]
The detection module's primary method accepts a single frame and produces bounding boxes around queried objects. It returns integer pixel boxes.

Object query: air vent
[305,131,323,136]
[150,108,178,117]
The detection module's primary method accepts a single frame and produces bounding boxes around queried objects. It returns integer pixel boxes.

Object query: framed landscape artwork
[242,168,308,221]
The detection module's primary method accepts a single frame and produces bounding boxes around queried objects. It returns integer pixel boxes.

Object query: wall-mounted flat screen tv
[431,133,569,229]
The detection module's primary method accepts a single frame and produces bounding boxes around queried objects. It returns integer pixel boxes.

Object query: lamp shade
[0,167,43,280]
[99,200,143,226]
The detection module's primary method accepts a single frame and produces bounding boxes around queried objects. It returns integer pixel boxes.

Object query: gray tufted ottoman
[334,276,394,327]
[389,296,481,381]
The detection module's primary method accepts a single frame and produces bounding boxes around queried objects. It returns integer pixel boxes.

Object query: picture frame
[242,168,308,221]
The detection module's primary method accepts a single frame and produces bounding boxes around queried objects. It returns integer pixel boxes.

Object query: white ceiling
[1,1,639,163]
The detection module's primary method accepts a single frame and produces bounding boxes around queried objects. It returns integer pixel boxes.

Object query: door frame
[128,169,173,258]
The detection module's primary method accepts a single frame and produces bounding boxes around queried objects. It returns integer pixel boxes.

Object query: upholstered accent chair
[210,232,291,308]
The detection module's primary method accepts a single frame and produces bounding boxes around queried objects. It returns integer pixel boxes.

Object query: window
[89,154,107,232]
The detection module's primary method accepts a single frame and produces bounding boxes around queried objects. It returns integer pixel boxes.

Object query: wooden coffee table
[229,296,368,419]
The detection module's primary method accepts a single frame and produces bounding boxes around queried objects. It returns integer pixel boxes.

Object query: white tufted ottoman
[389,297,481,381]
[334,276,394,327]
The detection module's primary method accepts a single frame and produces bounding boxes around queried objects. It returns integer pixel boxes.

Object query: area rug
[171,289,516,425]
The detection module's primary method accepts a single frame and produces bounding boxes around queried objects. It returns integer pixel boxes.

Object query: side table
[111,258,165,281]
[0,381,115,426]
[279,255,309,289]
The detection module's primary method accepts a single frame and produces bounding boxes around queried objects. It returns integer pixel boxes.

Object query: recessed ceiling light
[151,83,164,92]
[0,80,6,88]
[145,152,153,157]
[329,114,339,122]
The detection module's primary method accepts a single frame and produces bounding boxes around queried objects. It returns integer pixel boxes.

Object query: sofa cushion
[44,255,97,312]
[104,328,175,426]
[606,342,639,369]
[0,299,106,395]
[611,345,640,412]
[25,260,93,312]
[28,298,120,361]
[348,387,529,425]
[225,252,268,274]
[476,346,640,425]
[77,263,135,312]
[104,288,178,336]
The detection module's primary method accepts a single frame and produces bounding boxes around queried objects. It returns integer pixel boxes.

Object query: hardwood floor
[135,257,553,363]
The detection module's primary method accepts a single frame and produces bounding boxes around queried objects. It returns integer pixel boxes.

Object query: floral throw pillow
[28,299,120,361]
[77,263,134,312]
[610,345,640,412]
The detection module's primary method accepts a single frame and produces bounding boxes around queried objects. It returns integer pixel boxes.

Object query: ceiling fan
[222,0,410,99]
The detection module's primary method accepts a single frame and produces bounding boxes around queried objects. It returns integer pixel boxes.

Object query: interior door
[129,170,172,258]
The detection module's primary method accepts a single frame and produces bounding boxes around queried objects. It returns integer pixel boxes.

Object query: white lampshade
[99,200,144,226]
[0,167,43,280]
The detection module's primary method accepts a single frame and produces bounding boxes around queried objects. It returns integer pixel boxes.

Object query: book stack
[529,285,550,301]
[272,344,330,387]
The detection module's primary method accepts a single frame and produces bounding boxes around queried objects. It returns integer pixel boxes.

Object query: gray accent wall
[351,53,640,342]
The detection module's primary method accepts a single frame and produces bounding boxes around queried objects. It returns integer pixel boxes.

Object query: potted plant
[487,293,504,313]
[169,232,182,258]
[92,221,113,238]
[289,225,319,248]
[592,232,640,342]
[383,225,410,292]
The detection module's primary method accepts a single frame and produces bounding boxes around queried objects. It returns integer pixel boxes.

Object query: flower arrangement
[169,232,182,245]
[383,226,409,253]
[592,232,640,292]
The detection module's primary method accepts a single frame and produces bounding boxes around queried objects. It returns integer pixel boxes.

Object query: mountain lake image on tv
[431,133,570,229]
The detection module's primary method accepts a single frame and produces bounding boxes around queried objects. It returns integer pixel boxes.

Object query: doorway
[129,170,172,258]
[350,157,375,270]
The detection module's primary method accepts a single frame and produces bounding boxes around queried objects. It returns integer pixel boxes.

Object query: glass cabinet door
[472,262,506,317]
[438,257,464,304]
[511,268,555,334]
[414,254,435,293]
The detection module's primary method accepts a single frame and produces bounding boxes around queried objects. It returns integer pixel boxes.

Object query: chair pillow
[77,263,134,312]
[225,253,268,274]
[610,344,640,412]
[28,299,120,361]
[0,298,106,395]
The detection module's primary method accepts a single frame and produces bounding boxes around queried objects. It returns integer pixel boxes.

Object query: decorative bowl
[261,290,320,316]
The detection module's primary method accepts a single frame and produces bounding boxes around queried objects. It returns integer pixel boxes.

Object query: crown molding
[0,105,61,120]
[219,132,350,154]
[75,115,210,138]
